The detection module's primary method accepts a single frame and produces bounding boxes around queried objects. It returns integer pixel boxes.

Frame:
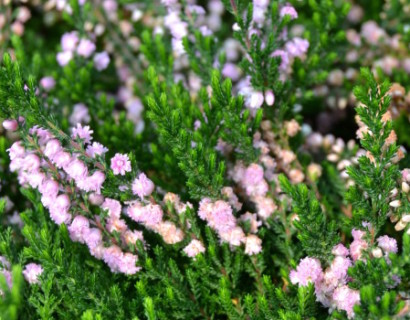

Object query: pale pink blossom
[40,77,56,91]
[289,257,323,286]
[244,235,262,255]
[110,153,131,175]
[183,239,205,258]
[377,236,398,254]
[69,103,90,125]
[67,215,90,243]
[65,158,88,181]
[71,123,93,144]
[240,212,261,233]
[332,285,360,318]
[155,221,184,244]
[132,173,155,199]
[23,263,43,284]
[94,52,110,71]
[76,39,96,58]
[2,119,18,131]
[61,31,79,51]
[280,4,298,19]
[57,51,73,66]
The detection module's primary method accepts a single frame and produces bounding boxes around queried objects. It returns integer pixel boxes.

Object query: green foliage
[346,69,400,232]
[278,174,340,264]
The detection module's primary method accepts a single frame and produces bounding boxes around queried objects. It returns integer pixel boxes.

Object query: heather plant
[0,0,409,319]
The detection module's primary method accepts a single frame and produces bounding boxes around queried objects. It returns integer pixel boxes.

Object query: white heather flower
[244,235,262,255]
[183,239,205,258]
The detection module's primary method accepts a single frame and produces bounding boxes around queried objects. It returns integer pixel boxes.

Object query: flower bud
[401,215,410,223]
[264,90,275,106]
[371,247,383,258]
[395,220,406,231]
[402,182,410,193]
[389,200,401,208]
[327,154,339,162]
[2,119,18,131]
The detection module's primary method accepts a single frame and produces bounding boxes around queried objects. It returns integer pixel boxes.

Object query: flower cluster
[57,31,110,71]
[290,228,400,318]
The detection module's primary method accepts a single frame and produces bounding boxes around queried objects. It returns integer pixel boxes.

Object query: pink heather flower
[27,171,46,189]
[68,215,90,243]
[219,226,245,246]
[169,21,188,40]
[76,171,105,194]
[361,21,385,45]
[123,230,144,246]
[243,163,264,185]
[44,139,62,160]
[69,103,90,125]
[127,203,163,228]
[248,91,264,109]
[118,253,139,275]
[40,77,56,91]
[106,217,127,233]
[285,38,309,58]
[350,238,368,262]
[252,5,266,24]
[103,0,118,12]
[332,244,349,256]
[351,229,365,240]
[93,52,110,71]
[57,51,73,66]
[84,228,103,249]
[71,123,93,144]
[155,221,184,244]
[17,7,31,23]
[183,239,205,258]
[39,179,60,198]
[87,171,106,193]
[245,180,268,197]
[132,173,155,199]
[2,119,18,131]
[22,263,43,284]
[88,193,105,205]
[22,154,41,172]
[76,39,96,58]
[0,256,10,269]
[7,141,25,160]
[290,257,323,286]
[53,194,71,212]
[377,236,398,254]
[240,212,261,233]
[402,169,410,182]
[253,195,276,220]
[272,49,290,70]
[328,256,352,282]
[264,90,275,106]
[332,285,360,318]
[208,200,236,233]
[65,158,88,181]
[198,198,213,220]
[244,235,262,255]
[102,198,122,219]
[61,31,79,51]
[53,151,72,169]
[103,245,124,272]
[86,142,108,158]
[110,153,131,175]
[222,63,241,81]
[49,205,72,225]
[29,126,53,146]
[280,4,298,19]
